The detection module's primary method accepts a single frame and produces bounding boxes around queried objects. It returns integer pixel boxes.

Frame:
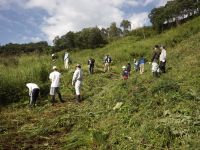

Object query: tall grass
[0,54,50,105]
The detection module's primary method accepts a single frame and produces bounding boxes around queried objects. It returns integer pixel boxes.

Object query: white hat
[52,54,55,56]
[122,66,126,69]
[53,66,57,70]
[76,64,81,67]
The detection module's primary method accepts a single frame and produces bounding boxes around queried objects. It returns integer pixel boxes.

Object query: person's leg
[32,88,39,106]
[75,81,81,103]
[89,65,92,74]
[140,64,142,74]
[142,64,144,74]
[107,63,110,72]
[91,66,94,74]
[104,63,107,72]
[30,95,33,106]
[50,87,56,105]
[163,61,166,73]
[56,87,64,102]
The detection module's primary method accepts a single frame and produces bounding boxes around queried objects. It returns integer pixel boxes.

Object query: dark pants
[159,61,166,73]
[89,65,94,74]
[30,88,39,106]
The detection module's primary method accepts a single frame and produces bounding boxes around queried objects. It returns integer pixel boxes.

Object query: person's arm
[151,51,156,62]
[72,70,78,85]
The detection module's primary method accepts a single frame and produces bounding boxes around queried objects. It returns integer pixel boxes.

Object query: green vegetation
[149,0,200,32]
[0,16,200,149]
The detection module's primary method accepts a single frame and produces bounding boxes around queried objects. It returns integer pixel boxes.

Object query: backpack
[106,57,112,63]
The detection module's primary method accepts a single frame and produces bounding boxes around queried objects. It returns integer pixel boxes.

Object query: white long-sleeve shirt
[72,68,83,83]
[159,48,167,62]
[64,53,69,61]
[49,71,61,87]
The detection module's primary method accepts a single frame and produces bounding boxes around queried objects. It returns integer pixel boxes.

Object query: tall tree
[120,20,131,35]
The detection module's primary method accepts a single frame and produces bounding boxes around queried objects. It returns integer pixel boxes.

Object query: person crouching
[122,66,129,80]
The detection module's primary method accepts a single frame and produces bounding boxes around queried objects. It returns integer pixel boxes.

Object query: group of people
[121,45,167,80]
[26,46,166,107]
[26,63,83,107]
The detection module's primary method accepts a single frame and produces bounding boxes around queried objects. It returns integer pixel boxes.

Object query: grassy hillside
[0,17,200,149]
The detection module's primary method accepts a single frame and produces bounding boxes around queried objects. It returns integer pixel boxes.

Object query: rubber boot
[58,93,64,103]
[76,95,81,103]
[51,95,56,106]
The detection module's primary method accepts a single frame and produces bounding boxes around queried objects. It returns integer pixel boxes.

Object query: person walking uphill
[159,46,167,73]
[88,58,95,74]
[72,64,83,103]
[104,55,112,72]
[64,52,70,69]
[26,83,40,107]
[151,45,161,77]
[49,66,64,105]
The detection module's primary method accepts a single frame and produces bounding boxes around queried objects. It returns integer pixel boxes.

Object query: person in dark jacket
[88,58,95,74]
[151,45,161,77]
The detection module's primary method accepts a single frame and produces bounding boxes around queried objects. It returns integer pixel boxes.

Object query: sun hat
[53,66,57,70]
[122,66,126,69]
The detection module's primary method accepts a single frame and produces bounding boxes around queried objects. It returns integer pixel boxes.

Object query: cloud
[0,0,170,43]
[129,12,149,29]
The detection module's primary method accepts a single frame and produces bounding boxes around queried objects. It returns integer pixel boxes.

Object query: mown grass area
[0,17,200,149]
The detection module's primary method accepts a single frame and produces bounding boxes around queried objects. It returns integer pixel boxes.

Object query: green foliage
[0,16,200,149]
[0,41,50,55]
[53,27,106,51]
[149,0,200,32]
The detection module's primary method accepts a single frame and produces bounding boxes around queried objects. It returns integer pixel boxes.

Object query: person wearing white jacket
[72,64,83,103]
[159,46,167,73]
[49,66,64,105]
[26,83,40,107]
[64,52,69,69]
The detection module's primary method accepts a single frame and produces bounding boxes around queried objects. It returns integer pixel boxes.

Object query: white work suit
[64,53,69,69]
[72,68,83,95]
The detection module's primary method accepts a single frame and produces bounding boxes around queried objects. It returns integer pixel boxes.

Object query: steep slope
[0,17,200,149]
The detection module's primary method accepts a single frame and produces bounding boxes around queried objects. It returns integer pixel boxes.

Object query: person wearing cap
[26,83,40,107]
[159,46,167,73]
[64,52,69,69]
[49,66,64,105]
[122,66,129,80]
[72,64,83,103]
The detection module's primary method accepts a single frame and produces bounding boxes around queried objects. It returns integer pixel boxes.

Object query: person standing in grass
[133,59,139,72]
[64,52,69,69]
[138,56,145,74]
[88,58,95,74]
[72,64,83,103]
[49,66,64,105]
[159,46,167,73]
[151,45,161,77]
[26,83,40,107]
[104,54,112,72]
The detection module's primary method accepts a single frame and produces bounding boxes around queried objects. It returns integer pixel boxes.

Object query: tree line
[52,20,131,52]
[149,0,200,32]
[0,41,50,55]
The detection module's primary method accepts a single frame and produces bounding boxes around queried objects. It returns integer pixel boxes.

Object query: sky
[0,0,169,45]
